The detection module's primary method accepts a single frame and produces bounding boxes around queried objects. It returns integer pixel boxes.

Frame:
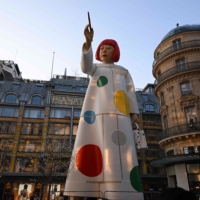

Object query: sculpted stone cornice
[160,105,168,116]
[155,71,200,94]
[177,94,199,108]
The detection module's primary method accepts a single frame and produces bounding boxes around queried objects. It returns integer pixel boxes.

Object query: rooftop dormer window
[32,96,41,105]
[5,94,17,104]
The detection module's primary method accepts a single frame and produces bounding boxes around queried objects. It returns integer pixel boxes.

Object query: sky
[0,0,199,88]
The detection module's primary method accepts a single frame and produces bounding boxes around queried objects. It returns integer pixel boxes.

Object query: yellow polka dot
[113,90,130,115]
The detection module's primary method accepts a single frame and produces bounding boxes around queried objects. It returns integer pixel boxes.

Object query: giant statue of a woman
[64,24,144,200]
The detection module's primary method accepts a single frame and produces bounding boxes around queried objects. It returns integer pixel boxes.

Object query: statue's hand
[84,24,94,51]
[131,113,139,124]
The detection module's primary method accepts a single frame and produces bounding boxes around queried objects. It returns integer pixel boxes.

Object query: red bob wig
[95,39,120,62]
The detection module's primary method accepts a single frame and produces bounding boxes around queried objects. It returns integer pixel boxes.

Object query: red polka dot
[76,144,103,177]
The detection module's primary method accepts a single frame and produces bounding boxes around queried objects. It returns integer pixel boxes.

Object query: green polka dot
[97,76,108,87]
[130,166,143,192]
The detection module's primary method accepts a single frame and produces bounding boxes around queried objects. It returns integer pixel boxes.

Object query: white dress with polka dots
[64,46,144,200]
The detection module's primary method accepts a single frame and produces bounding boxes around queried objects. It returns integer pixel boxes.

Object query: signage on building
[52,95,84,106]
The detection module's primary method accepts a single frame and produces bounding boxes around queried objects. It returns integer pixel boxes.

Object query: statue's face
[99,45,114,64]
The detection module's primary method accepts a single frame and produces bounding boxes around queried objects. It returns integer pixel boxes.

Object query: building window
[142,94,148,101]
[0,107,19,117]
[50,109,71,118]
[74,109,81,118]
[0,122,17,134]
[32,96,41,105]
[176,58,186,71]
[15,157,36,173]
[0,156,11,172]
[21,123,43,135]
[18,140,41,152]
[184,106,197,123]
[172,39,181,49]
[145,104,155,112]
[180,82,192,96]
[54,85,72,91]
[163,115,168,130]
[5,94,17,103]
[166,150,174,156]
[23,109,44,118]
[73,125,78,135]
[183,146,198,154]
[160,92,165,106]
[76,86,86,92]
[48,124,70,135]
[11,84,20,90]
[35,85,43,93]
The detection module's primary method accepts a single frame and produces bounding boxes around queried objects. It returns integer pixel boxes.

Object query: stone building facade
[0,61,166,199]
[151,24,200,197]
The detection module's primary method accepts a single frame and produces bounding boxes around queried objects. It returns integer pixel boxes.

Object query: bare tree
[29,135,71,200]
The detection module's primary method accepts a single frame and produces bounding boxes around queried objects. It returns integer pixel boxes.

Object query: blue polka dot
[84,110,96,124]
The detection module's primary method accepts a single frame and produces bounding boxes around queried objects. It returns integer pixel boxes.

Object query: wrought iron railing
[155,61,200,85]
[158,121,200,141]
[181,89,193,96]
[53,74,89,81]
[153,40,200,67]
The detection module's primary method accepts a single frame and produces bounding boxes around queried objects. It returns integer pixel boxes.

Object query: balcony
[150,151,200,168]
[158,121,200,141]
[153,40,200,68]
[154,61,200,85]
[181,89,193,96]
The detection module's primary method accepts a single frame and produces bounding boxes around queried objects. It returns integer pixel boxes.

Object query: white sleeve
[126,71,139,114]
[81,44,96,76]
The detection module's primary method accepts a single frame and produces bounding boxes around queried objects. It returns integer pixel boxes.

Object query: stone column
[9,105,24,172]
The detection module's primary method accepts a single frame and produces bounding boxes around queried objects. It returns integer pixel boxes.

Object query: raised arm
[81,24,95,76]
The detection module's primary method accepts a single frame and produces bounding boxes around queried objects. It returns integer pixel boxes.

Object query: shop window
[48,124,70,135]
[5,94,17,103]
[184,106,197,123]
[23,109,44,118]
[35,85,43,93]
[50,109,71,118]
[31,96,41,105]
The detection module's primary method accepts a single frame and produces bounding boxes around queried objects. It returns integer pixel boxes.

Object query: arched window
[145,104,155,112]
[5,94,17,103]
[32,96,41,105]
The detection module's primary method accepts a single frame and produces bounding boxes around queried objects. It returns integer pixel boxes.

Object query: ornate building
[151,24,200,197]
[0,59,167,199]
[0,69,89,200]
[136,84,167,191]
